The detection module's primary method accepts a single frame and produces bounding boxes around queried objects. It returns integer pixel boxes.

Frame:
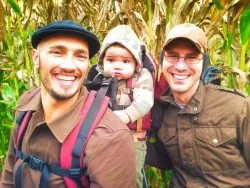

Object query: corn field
[0,0,249,187]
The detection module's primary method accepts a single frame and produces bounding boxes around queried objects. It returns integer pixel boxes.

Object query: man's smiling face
[33,34,89,100]
[162,38,203,97]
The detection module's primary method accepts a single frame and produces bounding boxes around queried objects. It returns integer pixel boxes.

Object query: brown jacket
[149,82,250,188]
[0,87,136,188]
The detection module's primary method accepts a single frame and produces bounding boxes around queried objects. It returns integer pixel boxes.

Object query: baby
[98,25,154,187]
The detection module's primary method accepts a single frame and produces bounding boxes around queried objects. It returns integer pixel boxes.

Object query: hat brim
[32,29,100,58]
[164,37,204,53]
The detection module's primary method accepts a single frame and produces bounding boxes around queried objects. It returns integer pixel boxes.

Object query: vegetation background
[0,0,249,187]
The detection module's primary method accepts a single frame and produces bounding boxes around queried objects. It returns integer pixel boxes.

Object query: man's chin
[49,89,78,101]
[169,85,189,93]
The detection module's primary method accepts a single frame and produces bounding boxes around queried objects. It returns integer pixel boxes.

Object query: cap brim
[32,29,100,58]
[164,37,204,53]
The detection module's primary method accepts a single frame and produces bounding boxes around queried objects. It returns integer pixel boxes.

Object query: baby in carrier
[87,25,154,187]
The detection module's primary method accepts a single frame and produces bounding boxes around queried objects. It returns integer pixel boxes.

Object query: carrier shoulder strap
[15,111,32,152]
[61,87,110,188]
[14,85,110,188]
[15,88,41,152]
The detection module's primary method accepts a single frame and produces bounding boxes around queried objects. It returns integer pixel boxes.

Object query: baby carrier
[85,45,158,132]
[14,87,110,188]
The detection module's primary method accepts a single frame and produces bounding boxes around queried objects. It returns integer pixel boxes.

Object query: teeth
[57,75,75,81]
[173,74,188,80]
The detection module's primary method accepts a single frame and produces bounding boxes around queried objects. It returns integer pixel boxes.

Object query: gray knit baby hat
[98,25,142,72]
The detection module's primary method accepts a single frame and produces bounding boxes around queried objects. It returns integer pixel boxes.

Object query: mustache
[52,68,80,77]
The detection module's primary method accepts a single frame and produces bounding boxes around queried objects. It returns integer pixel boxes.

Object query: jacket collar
[16,87,88,143]
[160,81,205,114]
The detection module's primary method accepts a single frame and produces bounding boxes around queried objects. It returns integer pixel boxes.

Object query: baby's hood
[98,25,142,72]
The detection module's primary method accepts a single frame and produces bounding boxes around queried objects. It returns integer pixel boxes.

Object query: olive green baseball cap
[164,23,207,53]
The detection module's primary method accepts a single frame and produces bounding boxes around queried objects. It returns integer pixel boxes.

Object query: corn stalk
[0,0,249,183]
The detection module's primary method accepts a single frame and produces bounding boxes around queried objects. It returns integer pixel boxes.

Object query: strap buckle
[29,156,46,171]
[69,168,83,178]
[101,77,113,86]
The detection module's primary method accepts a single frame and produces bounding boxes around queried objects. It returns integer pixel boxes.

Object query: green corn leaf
[7,0,21,15]
[0,83,17,106]
[246,83,250,96]
[212,0,223,10]
[239,5,250,45]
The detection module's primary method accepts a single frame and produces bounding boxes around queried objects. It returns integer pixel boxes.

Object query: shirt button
[193,116,198,121]
[212,139,219,144]
[194,107,198,111]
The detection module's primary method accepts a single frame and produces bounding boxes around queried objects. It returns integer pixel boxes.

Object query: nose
[59,52,76,70]
[113,61,123,69]
[175,59,188,70]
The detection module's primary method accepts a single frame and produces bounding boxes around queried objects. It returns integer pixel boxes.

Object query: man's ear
[32,48,39,68]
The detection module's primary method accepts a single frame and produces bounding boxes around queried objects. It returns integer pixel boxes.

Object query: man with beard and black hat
[0,20,136,188]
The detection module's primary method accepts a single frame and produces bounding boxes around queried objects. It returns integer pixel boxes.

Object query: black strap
[106,77,131,111]
[14,159,25,188]
[16,112,33,150]
[15,111,27,125]
[14,82,111,187]
[15,149,86,188]
[40,165,50,188]
[72,80,111,167]
[15,151,50,188]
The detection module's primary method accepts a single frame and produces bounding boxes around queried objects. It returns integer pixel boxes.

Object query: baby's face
[103,44,136,80]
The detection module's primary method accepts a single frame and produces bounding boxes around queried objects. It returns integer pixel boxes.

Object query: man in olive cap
[0,20,136,188]
[147,23,250,187]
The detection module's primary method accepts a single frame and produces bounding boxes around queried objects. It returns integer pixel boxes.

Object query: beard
[38,58,83,101]
[40,71,78,100]
[42,78,77,100]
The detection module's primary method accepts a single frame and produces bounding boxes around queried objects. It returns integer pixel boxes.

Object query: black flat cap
[32,20,100,58]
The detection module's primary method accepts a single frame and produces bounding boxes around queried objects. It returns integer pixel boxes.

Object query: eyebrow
[105,54,134,60]
[165,50,178,54]
[49,45,66,50]
[49,45,88,54]
[165,50,201,56]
